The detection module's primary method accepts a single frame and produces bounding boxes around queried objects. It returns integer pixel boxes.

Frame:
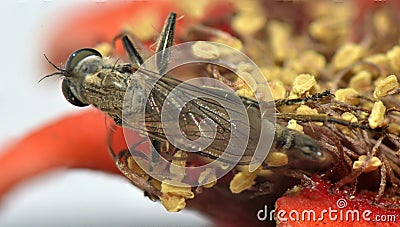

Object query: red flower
[1,1,399,226]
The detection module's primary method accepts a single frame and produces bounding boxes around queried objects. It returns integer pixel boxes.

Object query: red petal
[0,109,131,201]
[276,178,400,226]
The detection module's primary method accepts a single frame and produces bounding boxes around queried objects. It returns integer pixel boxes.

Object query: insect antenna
[111,58,120,72]
[39,54,69,83]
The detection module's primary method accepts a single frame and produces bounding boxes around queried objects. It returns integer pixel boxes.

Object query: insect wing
[141,75,261,164]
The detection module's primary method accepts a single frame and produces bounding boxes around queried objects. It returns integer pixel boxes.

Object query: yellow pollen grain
[170,151,186,180]
[296,105,322,126]
[237,62,254,73]
[368,101,386,129]
[127,156,148,178]
[234,0,263,14]
[198,168,217,188]
[373,9,391,35]
[289,50,326,76]
[229,171,258,194]
[232,12,266,36]
[349,71,372,92]
[237,71,257,91]
[338,112,358,137]
[211,36,243,52]
[335,88,360,105]
[94,42,113,57]
[161,195,187,212]
[353,54,390,77]
[331,43,364,71]
[387,45,400,72]
[268,81,286,100]
[160,181,194,212]
[388,123,400,135]
[373,74,399,98]
[268,20,295,62]
[192,42,220,60]
[161,182,194,198]
[265,152,289,167]
[235,85,254,99]
[341,112,358,123]
[296,105,318,115]
[353,155,382,173]
[122,14,158,41]
[292,74,317,95]
[178,0,210,18]
[308,17,348,44]
[287,119,304,133]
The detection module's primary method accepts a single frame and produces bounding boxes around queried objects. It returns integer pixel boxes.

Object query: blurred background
[0,1,210,226]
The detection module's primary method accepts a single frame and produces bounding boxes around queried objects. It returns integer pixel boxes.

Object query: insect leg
[106,123,149,161]
[116,148,162,199]
[116,16,178,168]
[208,65,245,90]
[149,140,162,172]
[106,126,163,199]
[156,12,177,75]
[146,12,177,166]
[241,89,335,115]
[120,35,144,66]
[274,89,334,107]
[275,113,373,130]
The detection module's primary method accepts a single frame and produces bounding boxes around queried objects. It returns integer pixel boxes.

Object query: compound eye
[66,48,102,72]
[62,80,88,107]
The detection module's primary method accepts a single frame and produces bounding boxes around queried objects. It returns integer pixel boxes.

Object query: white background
[0,1,210,226]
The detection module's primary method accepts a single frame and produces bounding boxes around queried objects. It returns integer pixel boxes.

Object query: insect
[44,12,339,176]
[43,6,400,210]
